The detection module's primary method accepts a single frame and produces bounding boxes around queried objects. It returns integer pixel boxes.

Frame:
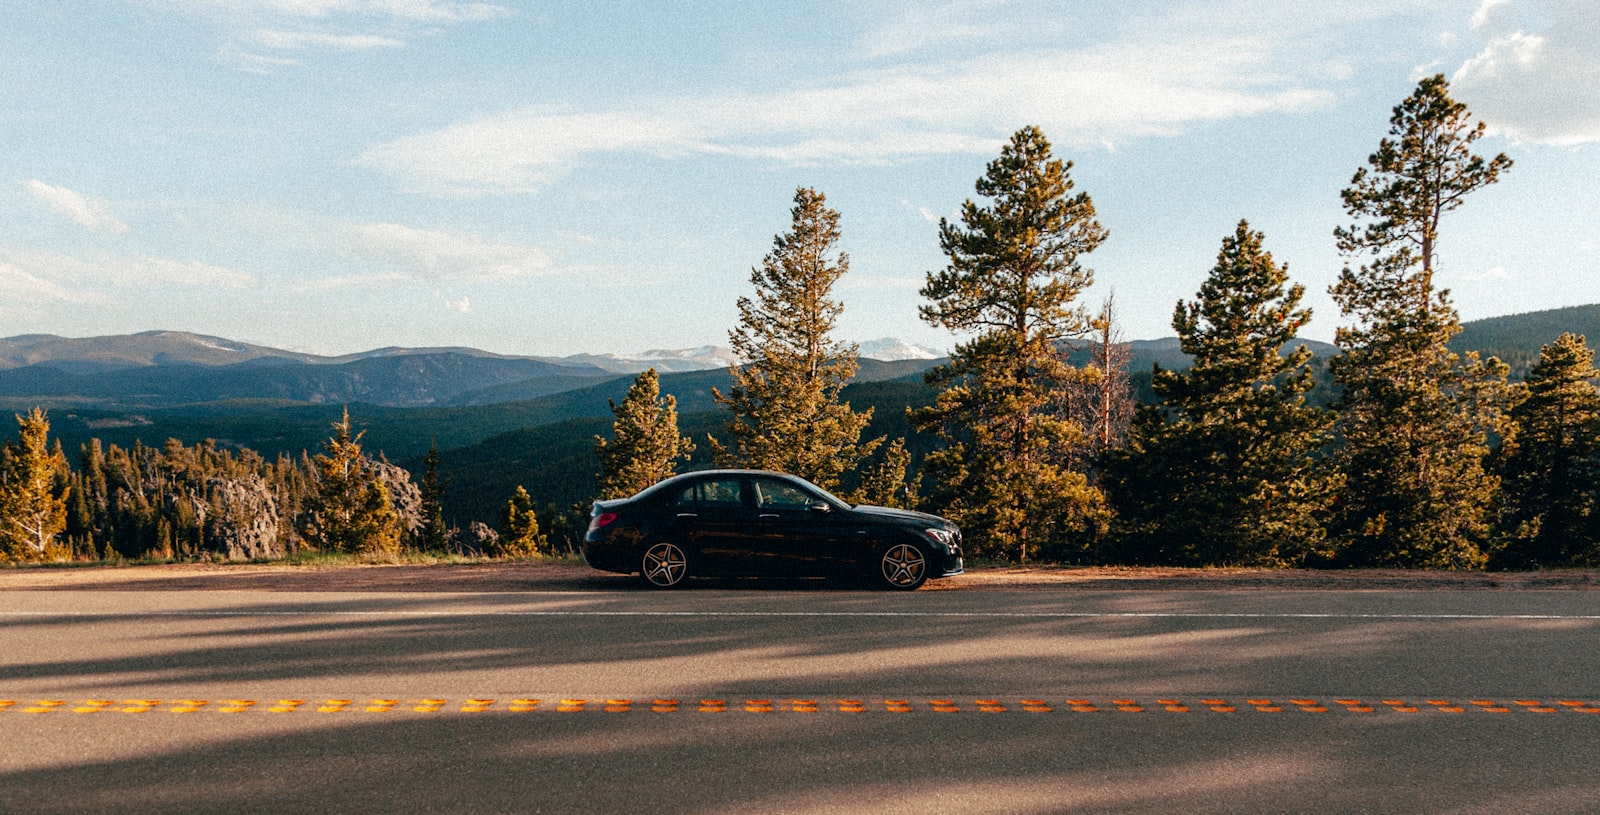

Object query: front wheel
[878,543,928,591]
[640,542,689,588]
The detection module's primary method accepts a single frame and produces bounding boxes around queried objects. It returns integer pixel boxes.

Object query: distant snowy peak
[574,345,739,374]
[856,337,943,361]
[586,338,942,373]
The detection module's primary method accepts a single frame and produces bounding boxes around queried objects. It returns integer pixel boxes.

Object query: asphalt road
[2,585,1598,814]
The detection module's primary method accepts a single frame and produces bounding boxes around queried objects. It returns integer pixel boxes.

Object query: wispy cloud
[341,221,553,281]
[145,0,510,71]
[0,259,93,303]
[1453,0,1600,145]
[2,247,256,288]
[22,180,131,234]
[362,38,1328,194]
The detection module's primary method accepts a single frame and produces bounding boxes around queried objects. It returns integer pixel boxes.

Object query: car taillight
[588,512,618,532]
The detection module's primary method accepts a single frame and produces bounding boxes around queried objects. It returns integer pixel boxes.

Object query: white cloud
[252,29,404,50]
[0,260,92,302]
[342,221,553,280]
[363,39,1329,194]
[1470,0,1512,29]
[6,248,256,288]
[145,0,509,71]
[1453,0,1600,145]
[22,181,131,234]
[443,295,471,313]
[153,0,508,23]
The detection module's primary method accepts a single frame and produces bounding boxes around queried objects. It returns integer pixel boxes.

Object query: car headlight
[922,527,955,547]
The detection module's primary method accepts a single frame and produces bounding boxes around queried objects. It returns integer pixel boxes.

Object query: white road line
[1,610,1598,620]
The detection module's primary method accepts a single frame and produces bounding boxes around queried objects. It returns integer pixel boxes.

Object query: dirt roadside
[1,561,1598,592]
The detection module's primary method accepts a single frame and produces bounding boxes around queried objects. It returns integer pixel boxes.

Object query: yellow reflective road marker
[365,699,399,713]
[603,699,632,713]
[171,700,208,714]
[649,699,677,713]
[317,700,353,713]
[73,700,116,714]
[511,699,542,712]
[1157,699,1188,713]
[788,699,818,712]
[975,699,1006,713]
[1020,699,1053,713]
[414,699,447,713]
[1513,700,1558,713]
[743,699,773,713]
[557,699,588,713]
[1112,699,1144,713]
[271,700,306,713]
[24,701,66,714]
[119,700,160,714]
[464,699,498,713]
[885,699,914,713]
[929,699,960,713]
[837,699,866,713]
[698,699,726,713]
[219,700,256,713]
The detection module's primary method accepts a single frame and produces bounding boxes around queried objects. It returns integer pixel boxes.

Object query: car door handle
[759,513,780,519]
[676,513,698,518]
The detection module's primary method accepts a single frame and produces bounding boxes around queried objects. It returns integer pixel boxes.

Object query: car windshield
[803,481,853,510]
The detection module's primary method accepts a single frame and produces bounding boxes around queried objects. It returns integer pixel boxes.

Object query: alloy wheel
[880,543,928,590]
[641,542,688,588]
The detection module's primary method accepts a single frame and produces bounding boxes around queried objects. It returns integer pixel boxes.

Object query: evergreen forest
[4,76,1598,571]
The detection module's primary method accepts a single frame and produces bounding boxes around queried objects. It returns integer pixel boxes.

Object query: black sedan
[583,470,963,590]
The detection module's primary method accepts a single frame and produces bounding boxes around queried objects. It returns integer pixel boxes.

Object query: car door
[750,477,859,576]
[665,476,756,575]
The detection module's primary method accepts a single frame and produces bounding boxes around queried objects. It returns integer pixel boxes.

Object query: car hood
[850,504,952,528]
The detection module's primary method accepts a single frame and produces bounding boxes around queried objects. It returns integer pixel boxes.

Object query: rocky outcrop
[165,475,284,561]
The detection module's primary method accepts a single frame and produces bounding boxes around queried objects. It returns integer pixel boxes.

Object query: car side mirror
[809,502,832,513]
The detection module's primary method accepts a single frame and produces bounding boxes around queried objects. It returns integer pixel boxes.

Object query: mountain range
[0,331,946,409]
[4,303,1595,524]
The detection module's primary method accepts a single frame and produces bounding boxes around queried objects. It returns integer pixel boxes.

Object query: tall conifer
[915,125,1107,562]
[712,187,879,490]
[1105,221,1332,565]
[303,408,403,554]
[1329,74,1513,568]
[0,408,69,561]
[596,368,694,500]
[1494,333,1600,566]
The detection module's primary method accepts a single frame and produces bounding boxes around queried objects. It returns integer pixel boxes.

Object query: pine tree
[915,125,1108,562]
[1494,333,1600,567]
[711,187,880,491]
[855,438,919,509]
[303,408,403,554]
[595,368,694,500]
[0,408,70,561]
[418,441,451,552]
[497,485,547,557]
[1105,221,1333,566]
[1329,74,1513,568]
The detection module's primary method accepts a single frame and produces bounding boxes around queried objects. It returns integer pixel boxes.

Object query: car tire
[640,542,689,589]
[877,542,929,591]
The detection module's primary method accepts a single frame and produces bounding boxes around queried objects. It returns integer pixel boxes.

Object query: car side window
[676,479,744,509]
[755,480,815,511]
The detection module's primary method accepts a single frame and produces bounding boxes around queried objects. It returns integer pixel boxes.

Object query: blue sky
[2,0,1596,357]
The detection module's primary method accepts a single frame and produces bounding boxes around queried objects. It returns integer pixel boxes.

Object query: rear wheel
[640,542,689,588]
[878,543,928,591]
